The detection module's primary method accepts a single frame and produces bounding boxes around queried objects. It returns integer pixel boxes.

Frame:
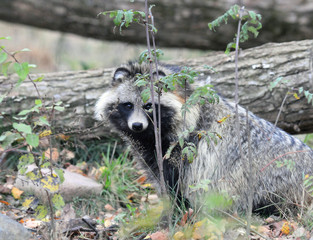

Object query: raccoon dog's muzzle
[127,108,149,132]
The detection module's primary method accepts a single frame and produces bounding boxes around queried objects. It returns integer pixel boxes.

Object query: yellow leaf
[217,114,230,123]
[281,221,291,235]
[39,130,52,138]
[293,93,300,100]
[141,183,152,188]
[12,187,24,199]
[22,196,38,209]
[173,231,185,240]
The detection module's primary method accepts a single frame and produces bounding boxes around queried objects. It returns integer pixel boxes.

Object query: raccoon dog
[95,62,313,213]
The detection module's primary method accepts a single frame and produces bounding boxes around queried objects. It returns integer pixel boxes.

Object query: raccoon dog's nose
[132,122,143,132]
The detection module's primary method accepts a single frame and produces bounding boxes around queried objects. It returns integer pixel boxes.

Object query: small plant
[208,4,262,54]
[0,37,65,239]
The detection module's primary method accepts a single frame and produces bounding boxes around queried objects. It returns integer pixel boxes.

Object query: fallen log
[1,40,313,138]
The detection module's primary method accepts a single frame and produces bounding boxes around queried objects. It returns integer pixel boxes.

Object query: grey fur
[95,62,313,212]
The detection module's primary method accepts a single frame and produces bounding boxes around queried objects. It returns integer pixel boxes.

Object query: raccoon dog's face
[95,62,199,140]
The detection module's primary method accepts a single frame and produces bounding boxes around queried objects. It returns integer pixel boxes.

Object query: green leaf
[40,162,51,168]
[55,168,65,184]
[35,99,42,105]
[18,109,32,116]
[109,11,117,18]
[299,87,303,94]
[14,62,29,84]
[34,205,48,220]
[39,116,50,126]
[269,77,283,91]
[114,10,124,26]
[225,42,236,55]
[0,134,6,141]
[0,94,5,104]
[141,88,151,103]
[124,10,134,27]
[149,24,158,33]
[20,48,31,52]
[248,10,257,20]
[1,131,20,149]
[28,64,37,68]
[52,193,65,210]
[54,106,65,112]
[13,122,32,134]
[26,134,39,147]
[134,11,145,18]
[308,93,313,104]
[1,61,11,76]
[33,76,44,82]
[0,51,7,64]
[135,79,148,87]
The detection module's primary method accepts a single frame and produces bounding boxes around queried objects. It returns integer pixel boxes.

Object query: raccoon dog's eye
[144,103,152,110]
[123,102,133,110]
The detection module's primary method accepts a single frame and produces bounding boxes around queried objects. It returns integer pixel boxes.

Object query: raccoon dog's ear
[112,67,131,85]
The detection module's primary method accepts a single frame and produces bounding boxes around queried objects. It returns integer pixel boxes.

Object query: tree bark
[1,40,313,138]
[1,0,313,50]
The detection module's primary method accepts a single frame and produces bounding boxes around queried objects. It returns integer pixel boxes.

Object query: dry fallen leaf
[0,185,12,194]
[105,204,115,211]
[65,164,84,175]
[11,187,24,199]
[150,231,168,240]
[137,175,147,185]
[23,219,42,229]
[45,148,59,162]
[180,208,194,227]
[0,200,10,205]
[57,134,71,141]
[60,149,75,160]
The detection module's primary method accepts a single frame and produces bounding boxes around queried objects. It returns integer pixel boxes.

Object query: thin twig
[268,90,289,139]
[149,7,163,177]
[234,6,245,161]
[245,108,253,238]
[260,149,310,172]
[45,190,56,240]
[144,0,166,195]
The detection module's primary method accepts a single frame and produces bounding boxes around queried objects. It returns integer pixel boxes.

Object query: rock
[15,165,103,202]
[0,213,31,240]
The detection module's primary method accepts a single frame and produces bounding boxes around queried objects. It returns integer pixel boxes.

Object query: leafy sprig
[208,5,262,54]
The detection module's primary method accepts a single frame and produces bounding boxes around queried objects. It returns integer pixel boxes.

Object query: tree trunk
[1,40,313,138]
[0,0,313,50]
